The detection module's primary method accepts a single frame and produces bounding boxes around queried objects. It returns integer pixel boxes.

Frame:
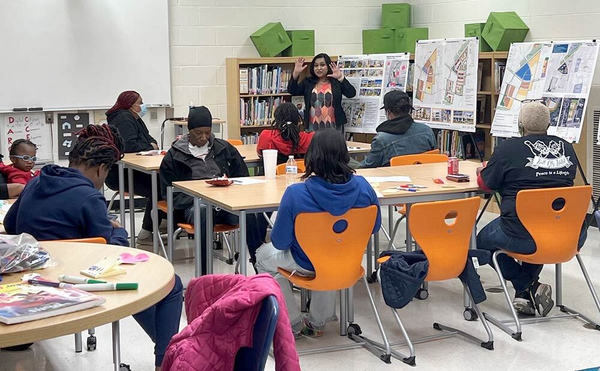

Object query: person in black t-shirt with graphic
[476,102,587,317]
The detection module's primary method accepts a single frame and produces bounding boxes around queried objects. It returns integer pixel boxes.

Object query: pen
[72,283,138,291]
[398,188,418,192]
[58,275,107,284]
[26,279,73,289]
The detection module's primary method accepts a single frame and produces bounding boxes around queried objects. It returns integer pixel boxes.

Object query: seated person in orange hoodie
[256,102,314,164]
[0,139,39,185]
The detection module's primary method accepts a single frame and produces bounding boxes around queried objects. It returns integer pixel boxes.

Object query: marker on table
[26,279,73,289]
[58,275,107,284]
[72,283,138,292]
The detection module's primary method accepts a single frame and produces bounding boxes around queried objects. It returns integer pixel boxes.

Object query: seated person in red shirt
[476,102,587,317]
[256,102,314,164]
[0,139,39,185]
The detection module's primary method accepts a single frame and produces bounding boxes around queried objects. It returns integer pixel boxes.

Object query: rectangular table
[172,161,481,277]
[117,141,373,257]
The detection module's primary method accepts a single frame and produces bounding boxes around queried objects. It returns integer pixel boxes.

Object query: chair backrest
[54,237,107,244]
[423,149,440,155]
[390,153,448,166]
[234,295,279,371]
[227,139,243,146]
[275,160,306,175]
[512,185,591,264]
[295,205,378,291]
[409,197,479,281]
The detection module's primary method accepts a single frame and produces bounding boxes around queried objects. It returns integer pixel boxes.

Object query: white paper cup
[263,149,278,179]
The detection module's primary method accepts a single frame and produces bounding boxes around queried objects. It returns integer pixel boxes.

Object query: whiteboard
[0,0,171,111]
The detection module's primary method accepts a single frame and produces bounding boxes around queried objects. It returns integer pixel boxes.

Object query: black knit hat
[188,106,212,130]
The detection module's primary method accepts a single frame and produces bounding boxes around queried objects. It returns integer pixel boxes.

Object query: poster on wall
[492,40,598,144]
[1,113,52,162]
[412,37,480,133]
[339,53,410,134]
[57,113,90,159]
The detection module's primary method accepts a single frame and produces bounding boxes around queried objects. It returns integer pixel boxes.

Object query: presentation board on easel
[340,53,410,134]
[491,40,599,144]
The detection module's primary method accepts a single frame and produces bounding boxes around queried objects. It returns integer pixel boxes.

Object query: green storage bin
[362,29,395,54]
[482,12,529,51]
[394,28,428,53]
[465,23,493,52]
[282,30,315,57]
[250,22,292,57]
[382,3,411,30]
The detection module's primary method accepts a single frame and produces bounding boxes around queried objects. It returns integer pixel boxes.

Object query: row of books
[494,61,506,93]
[239,66,292,95]
[241,133,259,145]
[240,96,283,126]
[436,130,464,159]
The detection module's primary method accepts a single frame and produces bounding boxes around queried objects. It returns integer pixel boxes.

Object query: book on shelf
[436,130,464,159]
[241,133,259,145]
[406,63,414,92]
[239,68,249,94]
[477,95,486,124]
[0,282,105,325]
[245,65,292,95]
[494,61,506,93]
[477,62,483,92]
[240,96,283,126]
[291,96,305,119]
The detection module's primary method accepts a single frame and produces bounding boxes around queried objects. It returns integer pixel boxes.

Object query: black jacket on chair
[288,76,356,130]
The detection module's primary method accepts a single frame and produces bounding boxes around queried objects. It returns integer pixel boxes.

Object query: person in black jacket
[288,53,356,132]
[160,106,266,275]
[104,90,163,245]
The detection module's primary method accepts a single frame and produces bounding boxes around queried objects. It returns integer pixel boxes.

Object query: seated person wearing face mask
[160,106,267,274]
[360,90,436,168]
[476,102,587,318]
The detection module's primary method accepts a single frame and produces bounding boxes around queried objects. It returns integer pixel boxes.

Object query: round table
[0,241,175,370]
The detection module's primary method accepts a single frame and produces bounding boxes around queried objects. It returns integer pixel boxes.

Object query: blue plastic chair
[234,295,279,371]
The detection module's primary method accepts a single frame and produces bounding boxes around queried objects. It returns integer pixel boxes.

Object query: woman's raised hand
[327,62,344,81]
[292,57,307,79]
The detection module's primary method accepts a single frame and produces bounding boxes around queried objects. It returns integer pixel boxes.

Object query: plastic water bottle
[286,155,298,185]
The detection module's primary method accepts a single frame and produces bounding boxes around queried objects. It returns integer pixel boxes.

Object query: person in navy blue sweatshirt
[4,125,182,370]
[256,129,381,338]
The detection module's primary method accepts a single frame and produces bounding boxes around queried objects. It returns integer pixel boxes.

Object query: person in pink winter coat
[161,274,301,371]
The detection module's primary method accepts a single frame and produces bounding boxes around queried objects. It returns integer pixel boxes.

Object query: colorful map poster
[339,53,410,134]
[492,41,598,143]
[412,38,479,132]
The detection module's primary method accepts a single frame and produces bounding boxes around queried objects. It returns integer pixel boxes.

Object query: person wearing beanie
[476,101,586,318]
[104,90,164,246]
[360,90,436,168]
[160,106,267,274]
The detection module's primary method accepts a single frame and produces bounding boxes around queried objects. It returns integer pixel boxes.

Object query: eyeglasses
[10,155,37,162]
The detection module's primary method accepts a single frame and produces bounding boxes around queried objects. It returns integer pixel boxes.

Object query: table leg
[374,230,380,271]
[239,210,247,276]
[388,205,394,247]
[112,321,121,371]
[206,201,214,274]
[151,170,159,255]
[167,186,174,262]
[194,197,202,277]
[366,236,373,281]
[118,162,125,225]
[405,204,412,252]
[128,167,136,248]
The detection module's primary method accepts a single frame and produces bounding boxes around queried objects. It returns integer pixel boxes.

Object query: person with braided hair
[5,124,183,370]
[104,90,164,246]
[256,102,314,164]
[360,90,436,168]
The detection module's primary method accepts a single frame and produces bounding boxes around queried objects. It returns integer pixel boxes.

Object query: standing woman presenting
[288,53,356,132]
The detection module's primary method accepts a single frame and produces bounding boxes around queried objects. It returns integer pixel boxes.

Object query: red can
[448,157,459,175]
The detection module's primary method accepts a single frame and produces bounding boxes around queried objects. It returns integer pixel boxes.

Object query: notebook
[0,282,105,325]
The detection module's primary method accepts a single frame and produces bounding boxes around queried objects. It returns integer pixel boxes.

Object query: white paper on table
[230,178,268,185]
[0,201,12,224]
[363,176,411,183]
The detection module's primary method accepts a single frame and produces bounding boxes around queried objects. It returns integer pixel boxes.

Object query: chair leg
[555,263,563,306]
[464,284,494,349]
[221,232,234,264]
[483,250,523,341]
[559,254,600,330]
[386,216,405,251]
[106,192,118,212]
[379,225,398,251]
[340,289,348,336]
[348,286,354,324]
[300,288,309,313]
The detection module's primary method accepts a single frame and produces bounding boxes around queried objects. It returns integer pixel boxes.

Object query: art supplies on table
[118,253,149,264]
[136,150,166,156]
[58,275,107,284]
[0,282,105,324]
[0,234,51,275]
[80,257,125,279]
[446,174,471,183]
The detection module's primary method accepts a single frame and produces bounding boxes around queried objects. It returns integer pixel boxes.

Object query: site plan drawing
[413,38,479,132]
